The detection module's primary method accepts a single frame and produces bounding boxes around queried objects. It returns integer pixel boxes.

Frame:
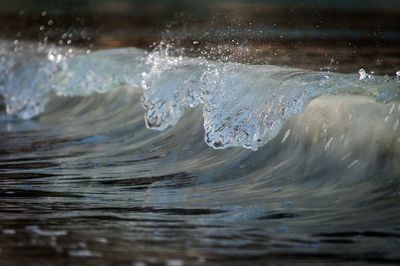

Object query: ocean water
[0,5,400,264]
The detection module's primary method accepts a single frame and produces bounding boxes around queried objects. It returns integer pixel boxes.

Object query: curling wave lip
[1,40,399,150]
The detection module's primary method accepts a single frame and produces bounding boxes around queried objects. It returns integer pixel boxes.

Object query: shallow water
[0,44,400,265]
[1,2,400,265]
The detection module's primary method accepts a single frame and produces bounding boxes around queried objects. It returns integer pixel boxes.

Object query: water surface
[1,1,400,265]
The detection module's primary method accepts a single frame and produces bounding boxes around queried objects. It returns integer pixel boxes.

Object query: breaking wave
[0,39,399,151]
[1,38,400,264]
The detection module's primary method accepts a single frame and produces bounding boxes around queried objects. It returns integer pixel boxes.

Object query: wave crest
[0,40,399,150]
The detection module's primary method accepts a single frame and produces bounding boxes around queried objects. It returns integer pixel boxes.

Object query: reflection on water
[0,1,400,265]
[1,89,400,265]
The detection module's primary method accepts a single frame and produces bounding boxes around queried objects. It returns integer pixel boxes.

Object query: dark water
[1,1,400,265]
[1,91,399,265]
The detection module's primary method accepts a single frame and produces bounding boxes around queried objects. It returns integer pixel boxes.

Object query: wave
[0,39,399,150]
[1,40,400,263]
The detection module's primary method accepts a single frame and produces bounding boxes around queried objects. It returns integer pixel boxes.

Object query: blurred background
[0,0,399,73]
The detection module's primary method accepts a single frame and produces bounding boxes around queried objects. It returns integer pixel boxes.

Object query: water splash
[358,68,371,80]
[0,40,399,150]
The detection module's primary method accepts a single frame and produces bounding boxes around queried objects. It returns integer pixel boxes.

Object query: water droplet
[320,75,330,85]
[358,68,370,80]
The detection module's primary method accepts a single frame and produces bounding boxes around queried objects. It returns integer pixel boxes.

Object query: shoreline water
[1,1,400,265]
